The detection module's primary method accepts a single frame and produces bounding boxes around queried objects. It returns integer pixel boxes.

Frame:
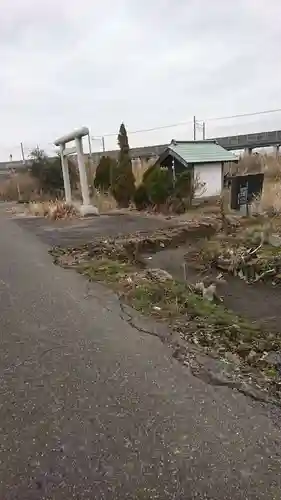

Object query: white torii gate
[54,127,98,216]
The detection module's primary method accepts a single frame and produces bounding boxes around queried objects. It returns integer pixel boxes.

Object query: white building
[154,140,238,198]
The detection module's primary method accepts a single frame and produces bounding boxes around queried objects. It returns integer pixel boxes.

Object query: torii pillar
[54,127,98,216]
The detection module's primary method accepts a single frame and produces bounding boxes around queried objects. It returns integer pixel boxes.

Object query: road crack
[118,296,281,408]
[118,295,169,340]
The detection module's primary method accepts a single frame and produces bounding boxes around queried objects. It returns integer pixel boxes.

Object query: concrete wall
[194,162,222,198]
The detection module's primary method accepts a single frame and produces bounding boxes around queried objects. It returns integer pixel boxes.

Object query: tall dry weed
[234,155,263,175]
[234,153,281,180]
[263,155,281,180]
[0,173,38,201]
[260,180,281,215]
[90,191,118,212]
[132,159,150,187]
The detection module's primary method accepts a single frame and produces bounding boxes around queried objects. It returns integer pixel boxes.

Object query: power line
[100,120,194,138]
[21,106,281,148]
[3,106,281,161]
[203,107,281,123]
[93,107,281,139]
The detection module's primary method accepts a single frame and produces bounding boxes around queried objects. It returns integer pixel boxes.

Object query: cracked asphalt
[1,209,281,499]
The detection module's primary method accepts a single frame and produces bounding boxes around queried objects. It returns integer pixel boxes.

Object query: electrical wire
[2,106,281,160]
[100,120,193,138]
[93,107,281,139]
[204,107,281,123]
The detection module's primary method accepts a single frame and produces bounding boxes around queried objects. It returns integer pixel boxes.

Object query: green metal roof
[167,140,237,164]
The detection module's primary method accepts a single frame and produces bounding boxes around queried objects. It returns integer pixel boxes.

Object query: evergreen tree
[118,122,130,157]
[111,123,135,208]
[94,156,117,192]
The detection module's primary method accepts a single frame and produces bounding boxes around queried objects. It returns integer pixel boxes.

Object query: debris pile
[201,238,281,284]
[47,201,79,220]
[51,221,219,268]
[28,201,79,220]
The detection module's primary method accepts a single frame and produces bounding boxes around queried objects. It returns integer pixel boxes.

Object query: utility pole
[101,136,105,152]
[202,122,206,140]
[194,118,206,140]
[193,116,196,141]
[20,142,25,164]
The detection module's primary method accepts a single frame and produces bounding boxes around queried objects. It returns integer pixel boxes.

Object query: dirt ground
[11,207,281,334]
[145,246,281,332]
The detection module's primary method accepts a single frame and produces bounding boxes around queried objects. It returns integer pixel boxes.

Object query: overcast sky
[1,0,281,159]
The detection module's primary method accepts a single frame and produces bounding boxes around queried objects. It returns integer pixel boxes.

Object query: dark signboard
[230,173,264,211]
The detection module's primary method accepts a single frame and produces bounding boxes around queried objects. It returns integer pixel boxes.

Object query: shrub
[159,171,193,214]
[142,164,155,182]
[94,156,117,192]
[111,158,135,208]
[134,168,202,213]
[167,197,187,214]
[175,170,192,201]
[134,184,150,210]
[144,166,173,206]
[30,148,78,196]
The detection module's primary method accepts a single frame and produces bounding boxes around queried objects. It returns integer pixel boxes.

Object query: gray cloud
[1,0,281,158]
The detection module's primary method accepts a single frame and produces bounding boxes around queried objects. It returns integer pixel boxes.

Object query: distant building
[153,140,238,198]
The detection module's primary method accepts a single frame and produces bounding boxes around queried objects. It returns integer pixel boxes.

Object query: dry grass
[0,157,150,216]
[225,154,281,216]
[90,191,118,212]
[132,159,150,187]
[86,158,97,183]
[264,156,281,180]
[0,173,38,201]
[260,180,281,215]
[234,155,263,175]
[234,153,281,180]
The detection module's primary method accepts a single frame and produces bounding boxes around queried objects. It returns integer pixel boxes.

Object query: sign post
[230,173,264,214]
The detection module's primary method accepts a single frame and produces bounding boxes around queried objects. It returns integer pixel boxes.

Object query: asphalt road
[1,211,281,499]
[13,212,170,247]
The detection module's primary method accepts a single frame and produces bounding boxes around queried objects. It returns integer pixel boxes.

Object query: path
[1,209,281,499]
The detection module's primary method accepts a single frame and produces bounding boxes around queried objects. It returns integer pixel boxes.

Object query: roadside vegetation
[50,218,281,404]
[2,124,281,221]
[0,122,204,214]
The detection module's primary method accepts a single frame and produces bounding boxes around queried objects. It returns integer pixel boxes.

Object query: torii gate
[54,127,98,216]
